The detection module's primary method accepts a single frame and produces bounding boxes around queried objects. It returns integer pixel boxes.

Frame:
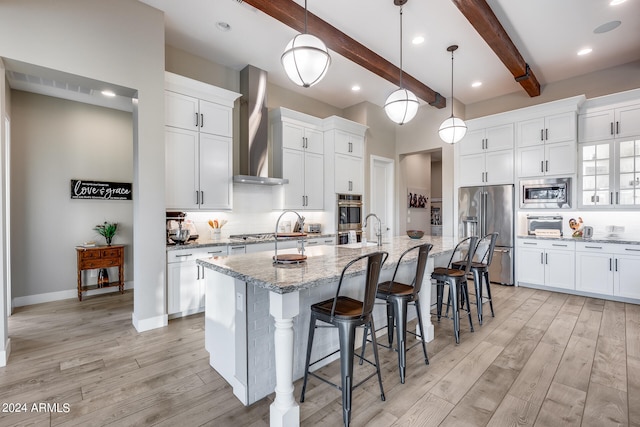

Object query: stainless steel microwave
[520,178,571,209]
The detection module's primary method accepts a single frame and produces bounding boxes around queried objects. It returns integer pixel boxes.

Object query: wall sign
[71,179,132,200]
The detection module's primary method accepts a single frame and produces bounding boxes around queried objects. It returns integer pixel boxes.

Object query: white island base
[200,238,456,426]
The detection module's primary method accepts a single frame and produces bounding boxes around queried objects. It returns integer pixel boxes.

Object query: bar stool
[300,251,388,427]
[431,236,479,344]
[360,243,432,384]
[452,232,498,325]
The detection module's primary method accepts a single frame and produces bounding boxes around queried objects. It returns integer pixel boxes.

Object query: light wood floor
[1,285,638,426]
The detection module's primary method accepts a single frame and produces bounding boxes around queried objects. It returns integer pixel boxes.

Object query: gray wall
[10,91,133,298]
[0,0,166,336]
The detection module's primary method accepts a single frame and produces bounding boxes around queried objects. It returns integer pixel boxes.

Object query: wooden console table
[76,245,125,301]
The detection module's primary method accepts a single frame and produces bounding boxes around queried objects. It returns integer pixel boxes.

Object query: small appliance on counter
[166,211,198,245]
[527,215,563,236]
[307,223,321,233]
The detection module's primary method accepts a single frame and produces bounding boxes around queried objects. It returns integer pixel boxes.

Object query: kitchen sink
[339,241,380,249]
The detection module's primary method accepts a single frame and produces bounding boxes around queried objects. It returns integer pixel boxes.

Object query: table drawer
[81,258,120,269]
[101,248,122,258]
[80,250,101,260]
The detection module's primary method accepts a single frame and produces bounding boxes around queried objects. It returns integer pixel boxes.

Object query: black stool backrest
[476,232,499,266]
[330,251,388,320]
[381,243,433,296]
[446,236,479,276]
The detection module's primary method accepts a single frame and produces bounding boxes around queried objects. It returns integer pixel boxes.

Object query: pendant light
[384,1,419,125]
[281,0,331,88]
[439,45,467,144]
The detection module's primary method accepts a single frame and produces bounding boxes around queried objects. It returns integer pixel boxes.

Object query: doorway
[370,155,394,241]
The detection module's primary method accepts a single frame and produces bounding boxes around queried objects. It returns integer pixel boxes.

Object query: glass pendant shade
[281,33,331,88]
[384,87,419,125]
[439,115,468,144]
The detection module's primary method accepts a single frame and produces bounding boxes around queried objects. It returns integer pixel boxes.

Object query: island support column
[269,290,300,427]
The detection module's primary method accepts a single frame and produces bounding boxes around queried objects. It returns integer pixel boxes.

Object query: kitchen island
[197,235,457,427]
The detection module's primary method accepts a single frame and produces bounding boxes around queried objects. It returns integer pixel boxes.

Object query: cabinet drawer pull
[540,129,544,141]
[324,240,334,244]
[615,258,618,271]
[208,250,224,254]
[616,121,619,134]
[625,248,640,252]
[552,244,567,247]
[541,161,544,173]
[609,258,612,271]
[545,160,549,172]
[307,241,319,245]
[545,128,549,140]
[585,246,603,249]
[540,253,544,264]
[610,122,614,135]
[175,253,193,258]
[523,242,537,245]
[545,253,548,264]
[231,246,244,249]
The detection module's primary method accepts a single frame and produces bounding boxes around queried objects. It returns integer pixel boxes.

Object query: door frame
[369,155,395,241]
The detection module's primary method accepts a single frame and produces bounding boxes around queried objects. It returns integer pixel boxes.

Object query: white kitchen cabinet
[167,245,228,317]
[458,149,514,186]
[459,123,514,156]
[517,111,576,148]
[164,72,240,210]
[335,153,363,194]
[271,108,324,210]
[165,129,233,210]
[517,140,576,177]
[575,242,640,299]
[579,103,640,143]
[516,112,576,178]
[458,123,514,186]
[517,239,575,290]
[324,115,368,196]
[578,138,640,208]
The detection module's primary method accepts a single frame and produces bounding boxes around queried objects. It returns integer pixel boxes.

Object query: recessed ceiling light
[577,48,593,56]
[351,85,361,91]
[609,0,627,5]
[216,21,231,32]
[471,81,482,88]
[594,20,621,34]
[412,36,425,45]
[101,90,116,97]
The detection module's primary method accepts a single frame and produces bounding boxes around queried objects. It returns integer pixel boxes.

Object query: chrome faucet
[363,213,383,246]
[274,210,305,264]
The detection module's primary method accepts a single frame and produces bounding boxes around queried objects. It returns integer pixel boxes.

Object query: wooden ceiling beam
[242,0,446,108]
[451,0,540,97]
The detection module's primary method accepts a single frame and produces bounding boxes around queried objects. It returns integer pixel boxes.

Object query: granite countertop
[197,235,457,294]
[166,232,336,251]
[518,234,640,245]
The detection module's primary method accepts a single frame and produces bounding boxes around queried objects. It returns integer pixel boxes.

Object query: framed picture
[407,187,429,208]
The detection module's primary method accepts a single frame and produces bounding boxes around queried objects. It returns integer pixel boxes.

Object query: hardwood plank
[534,382,585,427]
[572,304,603,340]
[539,310,579,347]
[487,393,539,427]
[552,335,596,392]
[600,299,626,342]
[591,335,627,392]
[431,341,504,404]
[391,392,454,426]
[627,356,640,426]
[492,326,545,372]
[626,303,640,358]
[582,382,628,427]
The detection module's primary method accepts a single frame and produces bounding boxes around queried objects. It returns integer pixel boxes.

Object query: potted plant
[94,221,118,246]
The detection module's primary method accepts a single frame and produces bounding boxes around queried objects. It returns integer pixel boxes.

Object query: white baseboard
[12,281,134,307]
[132,312,168,333]
[0,338,11,367]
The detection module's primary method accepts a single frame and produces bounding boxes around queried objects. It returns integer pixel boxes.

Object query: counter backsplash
[517,210,640,239]
[174,184,329,239]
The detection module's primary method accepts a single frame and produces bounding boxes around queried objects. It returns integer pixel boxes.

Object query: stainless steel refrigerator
[458,184,514,286]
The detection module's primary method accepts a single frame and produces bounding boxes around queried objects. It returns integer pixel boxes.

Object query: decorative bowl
[406,230,424,239]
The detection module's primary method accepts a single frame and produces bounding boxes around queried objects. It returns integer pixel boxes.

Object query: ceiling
[140,0,640,111]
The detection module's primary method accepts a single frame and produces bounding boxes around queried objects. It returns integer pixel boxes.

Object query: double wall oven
[336,193,362,245]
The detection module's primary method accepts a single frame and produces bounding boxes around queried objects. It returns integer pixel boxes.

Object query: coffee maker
[166,211,186,245]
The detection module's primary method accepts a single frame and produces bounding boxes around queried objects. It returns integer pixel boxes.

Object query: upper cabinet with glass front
[578,89,640,209]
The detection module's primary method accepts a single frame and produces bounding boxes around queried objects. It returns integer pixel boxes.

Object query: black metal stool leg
[448,278,460,344]
[436,282,444,321]
[414,298,429,365]
[368,316,385,401]
[462,280,474,332]
[300,314,317,402]
[392,298,408,384]
[472,268,483,325]
[337,322,356,427]
[484,270,495,317]
[359,324,368,366]
[387,302,395,346]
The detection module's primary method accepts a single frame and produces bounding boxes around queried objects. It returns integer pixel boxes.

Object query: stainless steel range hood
[233,65,288,186]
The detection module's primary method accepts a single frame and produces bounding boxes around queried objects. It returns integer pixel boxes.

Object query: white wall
[10,91,133,299]
[0,0,166,339]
